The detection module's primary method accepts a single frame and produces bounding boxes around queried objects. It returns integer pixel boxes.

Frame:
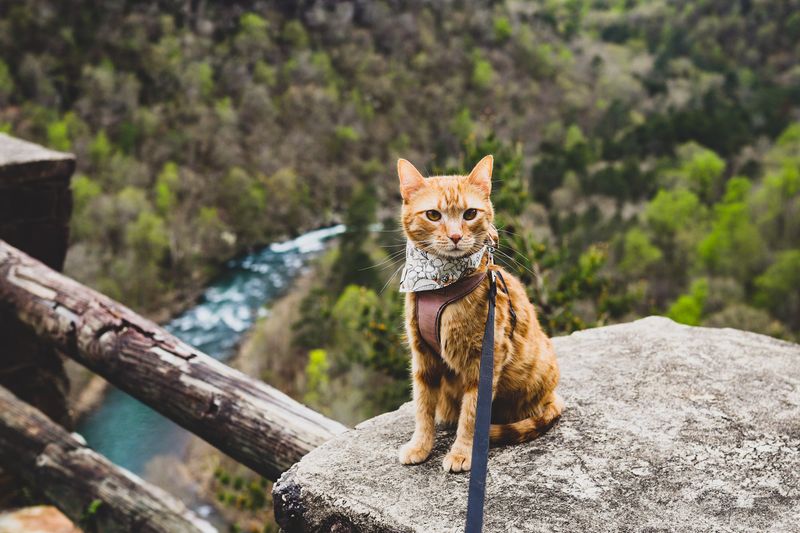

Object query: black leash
[465,269,497,533]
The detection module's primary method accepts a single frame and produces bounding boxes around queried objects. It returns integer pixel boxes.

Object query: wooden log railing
[0,384,215,532]
[0,239,348,482]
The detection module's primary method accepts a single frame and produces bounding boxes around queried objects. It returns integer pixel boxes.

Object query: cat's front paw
[399,440,433,465]
[442,448,471,473]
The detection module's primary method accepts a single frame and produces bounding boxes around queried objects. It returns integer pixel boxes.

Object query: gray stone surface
[274,317,800,532]
[0,133,74,182]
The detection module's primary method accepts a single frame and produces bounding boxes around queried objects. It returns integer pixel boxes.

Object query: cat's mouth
[428,240,480,259]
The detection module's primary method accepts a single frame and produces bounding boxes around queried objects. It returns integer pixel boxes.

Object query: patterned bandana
[399,241,487,293]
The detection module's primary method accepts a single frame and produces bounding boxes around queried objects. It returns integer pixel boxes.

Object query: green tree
[0,59,15,105]
[471,53,495,89]
[619,227,662,276]
[697,178,767,281]
[329,183,380,292]
[668,143,726,203]
[89,130,112,168]
[493,16,513,42]
[217,167,267,246]
[126,210,170,262]
[47,119,71,151]
[235,13,271,59]
[754,251,800,330]
[667,278,709,326]
[461,135,527,216]
[643,189,707,278]
[303,349,330,406]
[283,20,309,48]
[194,207,234,263]
[154,162,180,215]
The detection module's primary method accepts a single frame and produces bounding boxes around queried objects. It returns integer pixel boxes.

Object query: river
[76,225,345,519]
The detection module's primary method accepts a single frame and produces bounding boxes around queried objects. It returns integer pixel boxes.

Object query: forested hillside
[2,0,798,355]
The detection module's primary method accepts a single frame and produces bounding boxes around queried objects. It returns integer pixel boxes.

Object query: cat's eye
[463,208,478,220]
[425,210,442,221]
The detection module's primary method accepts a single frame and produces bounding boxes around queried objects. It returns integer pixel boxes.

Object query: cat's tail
[489,393,563,445]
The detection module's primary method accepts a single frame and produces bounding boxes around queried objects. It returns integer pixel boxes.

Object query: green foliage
[333,125,360,147]
[471,53,495,89]
[2,0,798,333]
[126,210,170,261]
[283,20,309,48]
[89,130,112,167]
[79,499,103,531]
[698,179,767,281]
[461,134,526,216]
[751,134,800,247]
[450,108,474,141]
[310,282,408,415]
[645,189,704,238]
[493,16,513,42]
[195,206,234,262]
[218,167,266,246]
[193,61,215,99]
[47,118,71,151]
[0,59,15,104]
[670,143,727,202]
[240,13,268,34]
[154,162,180,215]
[495,224,613,335]
[330,286,378,355]
[70,174,102,240]
[254,61,277,87]
[330,183,380,292]
[754,250,800,328]
[564,124,586,152]
[71,174,102,212]
[304,349,330,405]
[619,227,662,276]
[247,480,267,509]
[667,278,709,326]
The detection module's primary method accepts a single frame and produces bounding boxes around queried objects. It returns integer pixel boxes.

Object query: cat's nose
[449,234,462,245]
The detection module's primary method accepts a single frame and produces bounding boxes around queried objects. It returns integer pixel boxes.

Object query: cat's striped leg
[443,343,506,473]
[442,385,478,473]
[399,347,444,465]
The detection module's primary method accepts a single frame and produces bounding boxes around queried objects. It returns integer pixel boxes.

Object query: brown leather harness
[415,270,516,356]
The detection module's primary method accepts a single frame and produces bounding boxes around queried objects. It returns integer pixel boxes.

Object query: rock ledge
[274,317,800,532]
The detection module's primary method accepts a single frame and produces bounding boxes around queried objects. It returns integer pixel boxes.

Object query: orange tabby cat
[397,155,563,473]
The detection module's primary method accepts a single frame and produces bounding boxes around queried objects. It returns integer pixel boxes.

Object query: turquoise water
[76,225,345,476]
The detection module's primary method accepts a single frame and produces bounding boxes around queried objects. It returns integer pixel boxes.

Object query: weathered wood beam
[0,240,348,481]
[0,384,216,532]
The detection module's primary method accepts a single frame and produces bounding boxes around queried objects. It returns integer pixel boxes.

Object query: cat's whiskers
[362,249,407,271]
[379,263,405,294]
[492,248,541,284]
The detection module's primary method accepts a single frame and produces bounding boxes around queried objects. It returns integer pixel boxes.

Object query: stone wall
[274,317,800,532]
[0,134,74,505]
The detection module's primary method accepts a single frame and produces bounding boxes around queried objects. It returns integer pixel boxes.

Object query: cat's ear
[467,155,493,196]
[397,159,426,201]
